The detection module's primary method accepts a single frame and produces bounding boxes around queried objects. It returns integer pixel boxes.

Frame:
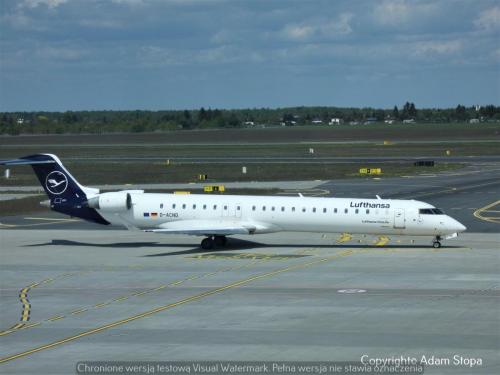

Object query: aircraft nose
[453,219,467,232]
[444,216,466,232]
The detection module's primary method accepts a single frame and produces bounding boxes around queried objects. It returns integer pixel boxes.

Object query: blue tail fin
[1,154,109,225]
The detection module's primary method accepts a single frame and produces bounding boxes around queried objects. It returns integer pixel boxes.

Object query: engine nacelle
[87,192,132,212]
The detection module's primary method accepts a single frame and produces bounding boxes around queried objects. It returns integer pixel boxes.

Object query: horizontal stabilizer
[0,158,56,165]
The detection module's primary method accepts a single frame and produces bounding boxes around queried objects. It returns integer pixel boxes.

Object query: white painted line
[338,289,366,294]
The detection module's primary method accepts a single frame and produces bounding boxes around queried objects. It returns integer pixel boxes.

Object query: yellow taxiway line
[375,236,390,246]
[0,250,355,364]
[0,258,264,338]
[336,233,352,243]
[473,200,500,224]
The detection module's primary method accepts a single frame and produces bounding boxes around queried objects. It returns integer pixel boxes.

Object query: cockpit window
[419,208,445,215]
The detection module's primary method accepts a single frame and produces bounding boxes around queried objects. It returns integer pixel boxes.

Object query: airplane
[1,154,466,249]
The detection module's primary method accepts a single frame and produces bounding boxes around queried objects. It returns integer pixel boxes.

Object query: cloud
[21,0,68,9]
[373,0,437,26]
[474,6,500,31]
[281,13,353,41]
[139,44,264,67]
[36,46,88,61]
[79,18,123,29]
[412,40,462,58]
[110,0,146,5]
[283,25,315,41]
[3,12,32,28]
[210,29,242,44]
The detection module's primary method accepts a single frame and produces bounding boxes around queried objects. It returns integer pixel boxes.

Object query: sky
[0,0,499,111]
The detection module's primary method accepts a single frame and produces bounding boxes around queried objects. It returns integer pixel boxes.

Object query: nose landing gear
[200,235,227,250]
[432,235,442,248]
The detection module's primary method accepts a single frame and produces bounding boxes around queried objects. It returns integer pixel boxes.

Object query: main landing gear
[200,235,227,250]
[432,235,442,248]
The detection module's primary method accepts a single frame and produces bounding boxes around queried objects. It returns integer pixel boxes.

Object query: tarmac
[0,230,498,374]
[0,165,499,374]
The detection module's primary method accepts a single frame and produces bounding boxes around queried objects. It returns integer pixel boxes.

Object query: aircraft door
[222,203,236,217]
[393,208,406,229]
[222,203,242,218]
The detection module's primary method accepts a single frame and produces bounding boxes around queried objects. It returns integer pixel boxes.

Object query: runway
[0,230,498,374]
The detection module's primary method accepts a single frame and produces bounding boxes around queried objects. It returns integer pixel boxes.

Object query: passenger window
[160,203,163,209]
[281,207,285,212]
[355,209,359,214]
[292,207,295,212]
[213,205,217,210]
[271,206,275,211]
[344,208,348,214]
[237,206,241,211]
[203,204,207,210]
[302,207,306,212]
[262,206,266,211]
[172,204,176,209]
[366,209,370,214]
[334,208,338,213]
[193,204,196,209]
[252,205,256,211]
[323,208,327,213]
[312,208,316,213]
[182,204,186,209]
[224,205,227,210]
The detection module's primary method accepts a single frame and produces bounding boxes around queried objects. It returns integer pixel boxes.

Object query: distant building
[311,119,323,124]
[469,118,480,124]
[16,118,24,125]
[363,117,377,125]
[384,119,394,124]
[349,121,360,125]
[403,119,416,124]
[329,118,341,125]
[244,121,255,126]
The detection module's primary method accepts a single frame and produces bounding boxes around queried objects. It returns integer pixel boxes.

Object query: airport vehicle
[1,154,466,249]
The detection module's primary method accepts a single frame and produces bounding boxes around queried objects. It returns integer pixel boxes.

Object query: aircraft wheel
[214,235,227,247]
[432,241,441,248]
[201,237,214,250]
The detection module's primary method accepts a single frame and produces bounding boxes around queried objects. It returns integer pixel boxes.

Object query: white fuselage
[99,193,466,237]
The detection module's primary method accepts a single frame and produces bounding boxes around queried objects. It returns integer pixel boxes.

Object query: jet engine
[86,192,132,212]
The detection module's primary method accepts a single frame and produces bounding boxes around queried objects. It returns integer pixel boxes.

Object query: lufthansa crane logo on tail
[45,171,68,195]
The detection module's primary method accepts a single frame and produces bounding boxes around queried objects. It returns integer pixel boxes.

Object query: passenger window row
[160,203,381,215]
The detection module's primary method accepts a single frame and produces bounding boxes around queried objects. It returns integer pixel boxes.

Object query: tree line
[1,103,499,135]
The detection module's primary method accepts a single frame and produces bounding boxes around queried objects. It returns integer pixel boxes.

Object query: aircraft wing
[144,220,255,236]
